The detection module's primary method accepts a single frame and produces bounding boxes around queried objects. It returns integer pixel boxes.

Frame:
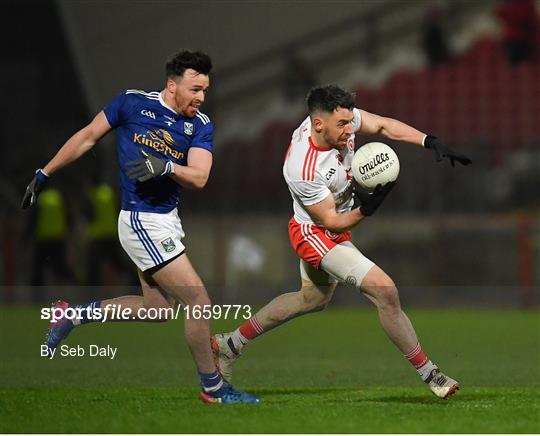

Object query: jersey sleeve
[288,179,332,206]
[103,92,129,128]
[191,121,214,153]
[352,108,362,132]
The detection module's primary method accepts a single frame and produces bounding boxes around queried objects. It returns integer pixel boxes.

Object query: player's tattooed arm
[305,193,364,233]
[168,147,213,189]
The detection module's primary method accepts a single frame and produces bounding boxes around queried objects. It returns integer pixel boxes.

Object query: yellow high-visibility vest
[87,184,118,239]
[35,189,67,240]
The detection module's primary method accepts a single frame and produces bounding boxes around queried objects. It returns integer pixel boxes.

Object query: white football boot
[210,332,241,383]
[425,368,460,399]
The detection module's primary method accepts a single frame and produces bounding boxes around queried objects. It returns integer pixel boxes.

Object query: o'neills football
[351,142,400,191]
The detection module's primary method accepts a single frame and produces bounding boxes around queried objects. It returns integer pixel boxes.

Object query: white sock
[418,360,438,382]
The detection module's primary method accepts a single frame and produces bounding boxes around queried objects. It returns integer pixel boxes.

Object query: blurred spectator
[421,4,451,67]
[84,178,133,287]
[282,53,316,102]
[30,188,73,293]
[496,0,539,65]
[86,182,117,284]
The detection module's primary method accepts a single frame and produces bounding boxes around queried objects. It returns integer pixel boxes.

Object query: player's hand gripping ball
[351,142,400,191]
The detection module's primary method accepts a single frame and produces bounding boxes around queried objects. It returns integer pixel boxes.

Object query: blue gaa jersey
[103,89,213,213]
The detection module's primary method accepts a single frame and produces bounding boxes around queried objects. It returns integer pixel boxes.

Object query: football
[351,142,400,191]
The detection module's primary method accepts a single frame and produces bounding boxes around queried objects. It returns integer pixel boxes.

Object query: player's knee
[143,296,175,321]
[144,295,173,310]
[179,284,211,308]
[312,298,331,313]
[299,284,333,312]
[372,283,400,311]
[362,274,400,310]
[379,286,400,311]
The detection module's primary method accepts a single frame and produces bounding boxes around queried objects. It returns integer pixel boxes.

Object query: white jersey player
[283,108,361,270]
[285,108,360,221]
[212,85,471,399]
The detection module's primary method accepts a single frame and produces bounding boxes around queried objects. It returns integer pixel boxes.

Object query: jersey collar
[308,136,332,152]
[159,91,179,115]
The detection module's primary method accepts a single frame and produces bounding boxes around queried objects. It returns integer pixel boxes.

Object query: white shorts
[118,209,186,272]
[300,241,375,287]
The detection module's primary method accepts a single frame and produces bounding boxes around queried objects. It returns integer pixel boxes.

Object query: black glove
[424,135,472,167]
[126,148,174,182]
[352,182,396,216]
[21,169,49,209]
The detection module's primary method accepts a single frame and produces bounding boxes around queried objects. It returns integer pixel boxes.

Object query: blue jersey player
[21,50,259,404]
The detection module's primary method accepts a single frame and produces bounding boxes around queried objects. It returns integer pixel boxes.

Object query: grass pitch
[0,307,539,433]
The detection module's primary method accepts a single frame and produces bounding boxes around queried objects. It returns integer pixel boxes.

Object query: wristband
[163,161,174,175]
[36,169,49,181]
[423,135,438,149]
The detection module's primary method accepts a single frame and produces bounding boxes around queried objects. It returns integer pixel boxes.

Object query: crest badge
[161,237,176,253]
[183,122,194,135]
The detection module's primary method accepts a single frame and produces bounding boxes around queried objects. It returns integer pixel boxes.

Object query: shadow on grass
[252,387,355,396]
[360,394,456,405]
[249,386,516,406]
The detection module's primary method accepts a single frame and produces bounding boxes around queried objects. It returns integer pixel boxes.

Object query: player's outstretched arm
[358,110,471,166]
[43,111,112,176]
[168,147,213,190]
[358,110,426,145]
[21,111,112,209]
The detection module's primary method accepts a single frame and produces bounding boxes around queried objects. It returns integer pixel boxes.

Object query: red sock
[238,316,265,340]
[404,342,429,369]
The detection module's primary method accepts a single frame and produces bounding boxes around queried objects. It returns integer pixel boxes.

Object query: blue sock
[199,371,224,394]
[73,301,103,325]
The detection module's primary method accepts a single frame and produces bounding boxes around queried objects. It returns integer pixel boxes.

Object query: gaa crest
[183,122,194,135]
[161,237,176,253]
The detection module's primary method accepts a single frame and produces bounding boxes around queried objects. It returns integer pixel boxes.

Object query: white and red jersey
[283,108,362,225]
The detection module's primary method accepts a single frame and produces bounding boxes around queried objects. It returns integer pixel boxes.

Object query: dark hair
[306,85,355,114]
[166,50,213,78]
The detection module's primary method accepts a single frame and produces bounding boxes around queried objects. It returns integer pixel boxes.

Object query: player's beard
[325,132,348,150]
[173,91,200,117]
